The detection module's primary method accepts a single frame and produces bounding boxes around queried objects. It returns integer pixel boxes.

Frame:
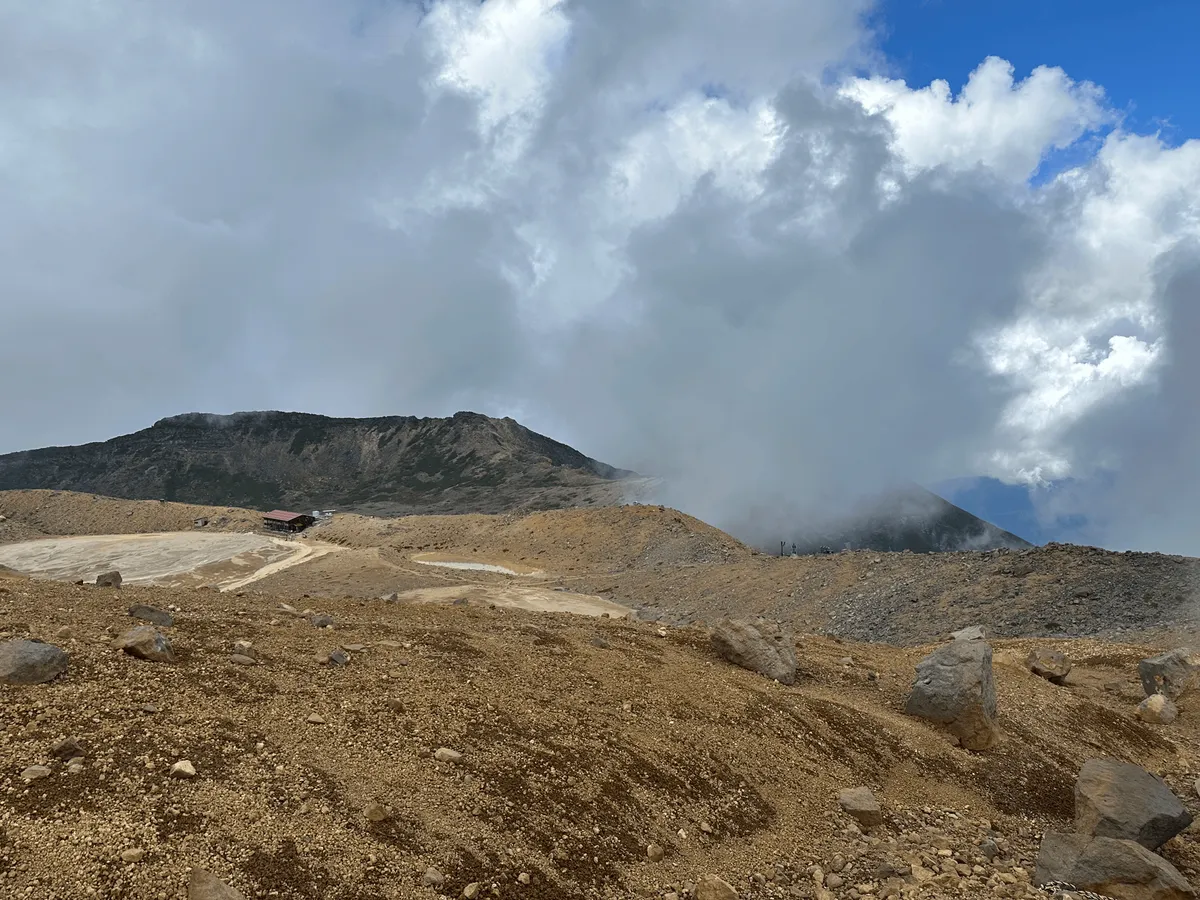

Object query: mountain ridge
[0,410,643,516]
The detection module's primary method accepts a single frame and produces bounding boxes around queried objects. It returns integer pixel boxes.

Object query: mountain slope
[0,411,644,515]
[784,484,1034,554]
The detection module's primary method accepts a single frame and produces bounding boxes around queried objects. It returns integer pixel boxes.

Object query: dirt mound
[319,504,751,575]
[1,579,1197,899]
[0,490,262,540]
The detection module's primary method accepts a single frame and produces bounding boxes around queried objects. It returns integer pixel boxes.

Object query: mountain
[782,484,1035,555]
[0,411,647,516]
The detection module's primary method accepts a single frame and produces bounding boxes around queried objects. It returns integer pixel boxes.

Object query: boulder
[1035,831,1194,900]
[838,786,883,827]
[1027,648,1071,685]
[1137,694,1179,725]
[695,874,740,900]
[0,639,69,685]
[710,619,797,685]
[118,627,176,663]
[188,869,246,900]
[1139,649,1200,700]
[904,640,1000,750]
[1075,758,1192,850]
[127,604,174,628]
[95,571,122,588]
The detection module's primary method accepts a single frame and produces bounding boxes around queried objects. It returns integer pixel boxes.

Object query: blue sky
[874,0,1198,546]
[873,0,1196,143]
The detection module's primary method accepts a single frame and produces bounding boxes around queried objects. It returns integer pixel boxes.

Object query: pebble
[229,654,257,666]
[20,765,51,783]
[364,802,390,823]
[119,848,145,863]
[647,843,665,862]
[463,882,482,899]
[422,868,445,887]
[434,747,463,763]
[306,714,326,725]
[169,760,196,779]
[518,872,531,885]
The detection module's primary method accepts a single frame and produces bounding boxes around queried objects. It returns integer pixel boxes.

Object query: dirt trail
[217,539,343,592]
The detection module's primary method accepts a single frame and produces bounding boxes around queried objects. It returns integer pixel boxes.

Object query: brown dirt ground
[0,492,1197,898]
[0,491,262,544]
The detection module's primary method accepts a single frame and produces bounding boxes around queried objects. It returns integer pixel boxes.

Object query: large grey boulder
[1139,648,1200,700]
[188,869,246,900]
[1075,758,1193,850]
[905,639,1000,750]
[0,639,69,685]
[1035,832,1194,900]
[118,626,176,663]
[710,619,797,685]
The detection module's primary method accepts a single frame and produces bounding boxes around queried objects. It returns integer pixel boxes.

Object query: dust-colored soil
[0,533,296,587]
[0,578,1197,899]
[0,490,261,543]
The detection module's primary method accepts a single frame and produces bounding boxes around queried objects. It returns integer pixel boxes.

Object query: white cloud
[841,56,1111,182]
[2,1,1200,551]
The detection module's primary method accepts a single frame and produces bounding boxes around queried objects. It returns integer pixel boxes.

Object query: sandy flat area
[0,532,296,586]
[390,583,631,617]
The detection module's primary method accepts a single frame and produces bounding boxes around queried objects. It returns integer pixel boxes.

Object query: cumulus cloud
[1,0,1198,552]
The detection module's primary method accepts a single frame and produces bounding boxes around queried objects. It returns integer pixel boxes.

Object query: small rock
[421,868,445,888]
[118,626,175,663]
[386,698,404,712]
[54,626,75,641]
[229,654,257,667]
[590,636,611,649]
[50,736,84,761]
[127,604,174,627]
[120,848,145,863]
[188,868,246,900]
[518,872,531,885]
[309,614,334,629]
[321,649,349,667]
[380,592,399,603]
[824,874,844,890]
[342,643,366,652]
[95,570,122,588]
[434,747,463,763]
[169,760,196,779]
[364,802,390,823]
[1137,694,1179,725]
[0,639,70,684]
[700,821,713,834]
[463,883,482,899]
[306,714,326,725]
[20,765,51,783]
[695,874,739,900]
[839,786,883,827]
[1027,648,1071,685]
[647,843,665,862]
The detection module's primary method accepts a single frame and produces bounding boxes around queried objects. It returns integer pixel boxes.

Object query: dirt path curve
[217,539,343,592]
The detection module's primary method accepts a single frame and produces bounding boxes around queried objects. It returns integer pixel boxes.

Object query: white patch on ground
[390,584,630,618]
[413,559,522,575]
[0,532,292,585]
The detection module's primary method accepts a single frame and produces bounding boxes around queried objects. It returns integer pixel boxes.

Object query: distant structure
[262,510,315,533]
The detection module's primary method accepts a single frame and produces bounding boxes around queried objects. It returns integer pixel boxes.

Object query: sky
[1,0,1198,554]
